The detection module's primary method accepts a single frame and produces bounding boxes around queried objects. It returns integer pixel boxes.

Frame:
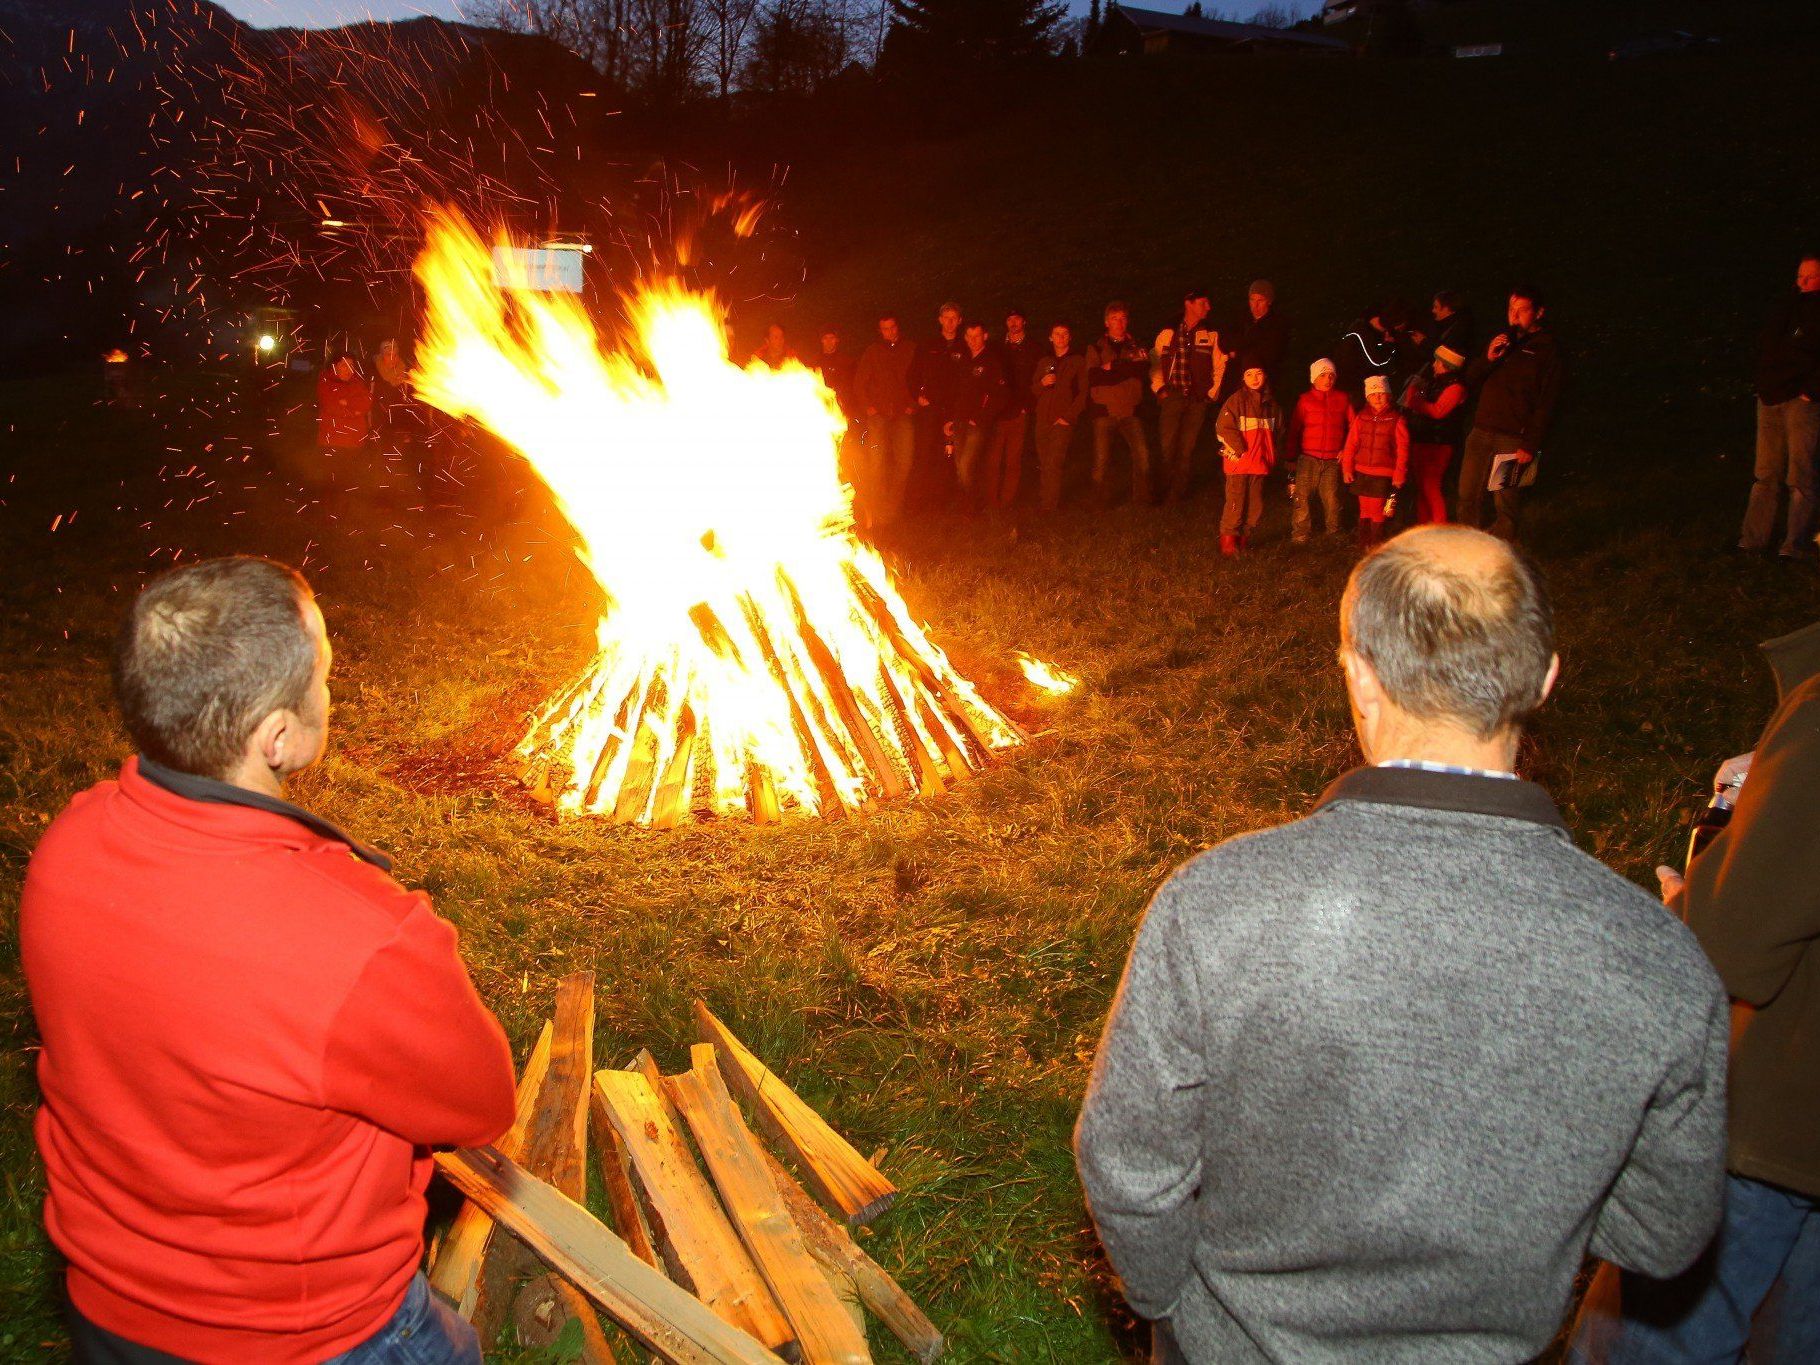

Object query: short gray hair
[113,557,319,778]
[1341,528,1554,740]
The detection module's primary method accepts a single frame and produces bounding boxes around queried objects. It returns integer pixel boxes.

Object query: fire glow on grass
[412,212,1028,825]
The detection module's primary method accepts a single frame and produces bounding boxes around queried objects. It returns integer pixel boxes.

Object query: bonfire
[411,212,1025,825]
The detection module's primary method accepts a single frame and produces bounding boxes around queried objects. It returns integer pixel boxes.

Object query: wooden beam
[591,1081,663,1269]
[692,1003,897,1226]
[429,1021,554,1315]
[759,1149,942,1364]
[594,1069,794,1356]
[666,1046,870,1365]
[434,1147,783,1365]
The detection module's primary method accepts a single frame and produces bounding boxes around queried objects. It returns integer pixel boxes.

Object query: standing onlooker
[1401,345,1470,525]
[316,352,372,480]
[1076,525,1729,1365]
[1337,300,1419,402]
[751,323,795,371]
[1152,290,1226,504]
[1342,374,1410,548]
[985,309,1039,510]
[1425,289,1476,362]
[1457,287,1564,541]
[22,558,516,1363]
[1740,256,1820,559]
[1287,357,1353,543]
[1227,279,1291,399]
[372,338,413,457]
[951,321,1008,510]
[1573,618,1820,1363]
[810,326,854,409]
[853,313,918,528]
[1085,302,1153,506]
[1214,364,1280,555]
[1031,322,1088,513]
[912,302,969,508]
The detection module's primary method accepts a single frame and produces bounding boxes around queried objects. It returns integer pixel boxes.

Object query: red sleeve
[1340,418,1359,479]
[1393,416,1411,485]
[321,901,516,1146]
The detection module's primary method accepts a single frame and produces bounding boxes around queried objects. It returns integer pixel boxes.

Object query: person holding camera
[1573,619,1820,1362]
[1457,286,1564,541]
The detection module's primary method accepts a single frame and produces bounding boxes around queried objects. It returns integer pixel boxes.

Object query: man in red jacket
[22,556,517,1364]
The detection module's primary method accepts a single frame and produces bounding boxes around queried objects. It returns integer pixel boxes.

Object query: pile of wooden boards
[427,973,943,1365]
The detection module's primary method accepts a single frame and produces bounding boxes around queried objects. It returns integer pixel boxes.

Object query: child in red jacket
[1341,374,1410,548]
[1215,365,1282,555]
[1287,358,1354,543]
[1401,345,1471,524]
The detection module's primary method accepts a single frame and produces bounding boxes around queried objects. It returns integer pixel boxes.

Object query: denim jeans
[1291,455,1342,538]
[1091,414,1152,504]
[860,414,915,526]
[1035,420,1075,510]
[69,1274,480,1365]
[1740,397,1820,552]
[1157,395,1209,501]
[1568,1173,1820,1363]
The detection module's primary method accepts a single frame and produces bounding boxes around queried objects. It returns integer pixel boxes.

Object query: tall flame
[411,211,1022,824]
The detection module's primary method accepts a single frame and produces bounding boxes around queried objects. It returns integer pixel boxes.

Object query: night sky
[213,0,1308,31]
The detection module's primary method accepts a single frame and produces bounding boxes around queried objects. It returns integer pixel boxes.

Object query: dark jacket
[1425,308,1477,363]
[1077,765,1727,1363]
[1469,325,1565,449]
[1032,350,1089,428]
[1679,619,1820,1199]
[1085,332,1150,420]
[998,335,1040,417]
[1151,321,1224,402]
[951,346,1007,429]
[912,332,968,419]
[1230,308,1291,389]
[853,339,916,418]
[1754,291,1820,405]
[1402,370,1470,447]
[810,349,855,416]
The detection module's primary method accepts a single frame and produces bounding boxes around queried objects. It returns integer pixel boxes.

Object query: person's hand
[1715,751,1754,793]
[917,395,930,407]
[1207,387,1219,401]
[1514,449,1534,465]
[1488,334,1510,361]
[1056,418,1070,428]
[1151,376,1164,393]
[1042,372,1056,387]
[1656,865,1686,904]
[943,421,955,437]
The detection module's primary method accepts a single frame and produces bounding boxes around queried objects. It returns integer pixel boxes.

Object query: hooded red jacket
[21,758,516,1363]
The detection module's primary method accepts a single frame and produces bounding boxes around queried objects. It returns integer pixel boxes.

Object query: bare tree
[702,0,761,99]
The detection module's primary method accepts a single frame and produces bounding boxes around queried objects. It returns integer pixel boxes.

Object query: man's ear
[246,707,296,773]
[1538,653,1561,707]
[1340,648,1383,717]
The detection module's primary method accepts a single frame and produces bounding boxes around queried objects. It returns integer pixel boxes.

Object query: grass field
[3,32,1820,1365]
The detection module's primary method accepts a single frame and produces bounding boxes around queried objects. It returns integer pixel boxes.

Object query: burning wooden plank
[434,1146,783,1365]
[593,1067,795,1356]
[692,1003,896,1226]
[666,1046,871,1365]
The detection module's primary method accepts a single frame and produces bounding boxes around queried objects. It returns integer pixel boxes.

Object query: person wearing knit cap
[1401,346,1471,525]
[1215,365,1282,554]
[1341,374,1410,548]
[1224,279,1291,401]
[1287,358,1354,543]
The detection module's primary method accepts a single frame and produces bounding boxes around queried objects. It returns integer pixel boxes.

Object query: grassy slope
[2,35,1820,1364]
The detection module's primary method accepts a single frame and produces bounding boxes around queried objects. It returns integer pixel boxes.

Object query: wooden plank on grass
[760,1149,942,1364]
[692,1002,897,1226]
[434,1146,783,1365]
[429,1020,554,1314]
[667,1045,870,1365]
[592,1081,664,1270]
[594,1068,794,1356]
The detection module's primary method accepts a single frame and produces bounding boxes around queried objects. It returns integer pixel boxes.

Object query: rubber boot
[1356,520,1374,551]
[1220,534,1240,557]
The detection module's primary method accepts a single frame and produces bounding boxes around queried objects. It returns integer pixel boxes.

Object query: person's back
[23,557,515,1362]
[1077,526,1727,1363]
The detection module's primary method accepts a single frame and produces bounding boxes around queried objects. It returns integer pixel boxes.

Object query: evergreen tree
[1086,0,1102,49]
[884,0,1067,73]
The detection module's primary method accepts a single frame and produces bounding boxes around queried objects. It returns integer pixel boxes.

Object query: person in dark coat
[852,314,918,528]
[950,322,1008,510]
[985,309,1039,510]
[1225,279,1290,399]
[1456,287,1565,541]
[1152,290,1226,504]
[810,327,854,412]
[1739,255,1820,558]
[1031,323,1088,512]
[1085,302,1153,506]
[1422,290,1477,363]
[1572,618,1820,1361]
[911,302,968,509]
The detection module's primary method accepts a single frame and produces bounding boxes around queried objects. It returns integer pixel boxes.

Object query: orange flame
[411,210,1022,823]
[1016,653,1079,696]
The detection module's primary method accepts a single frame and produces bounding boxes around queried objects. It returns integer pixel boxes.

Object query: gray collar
[1315,764,1567,833]
[136,756,393,871]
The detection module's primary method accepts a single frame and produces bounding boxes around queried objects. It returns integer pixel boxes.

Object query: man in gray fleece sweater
[1075,526,1730,1363]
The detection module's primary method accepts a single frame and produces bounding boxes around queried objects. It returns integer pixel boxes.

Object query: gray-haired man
[1076,525,1729,1363]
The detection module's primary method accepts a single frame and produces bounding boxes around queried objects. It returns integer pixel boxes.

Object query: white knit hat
[1364,374,1391,396]
[1310,357,1336,381]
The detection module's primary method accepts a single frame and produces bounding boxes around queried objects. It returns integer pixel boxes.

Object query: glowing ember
[1016,653,1079,696]
[411,211,1023,824]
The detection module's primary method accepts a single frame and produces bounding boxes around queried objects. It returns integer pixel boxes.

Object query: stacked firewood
[427,973,943,1364]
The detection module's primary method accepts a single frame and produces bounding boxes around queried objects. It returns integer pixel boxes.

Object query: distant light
[257,334,277,353]
[321,218,348,228]
[541,240,591,253]
[578,91,597,97]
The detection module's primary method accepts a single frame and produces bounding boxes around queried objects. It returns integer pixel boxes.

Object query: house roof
[1109,4,1354,51]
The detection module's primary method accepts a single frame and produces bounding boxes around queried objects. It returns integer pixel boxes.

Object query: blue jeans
[1570,1174,1820,1363]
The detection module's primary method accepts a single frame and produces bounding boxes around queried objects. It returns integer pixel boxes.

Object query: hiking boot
[1220,534,1241,557]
